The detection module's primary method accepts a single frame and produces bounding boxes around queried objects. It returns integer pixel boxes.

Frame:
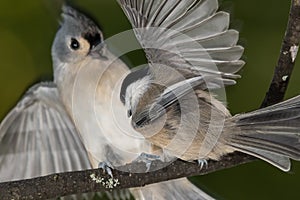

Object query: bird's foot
[134,152,161,172]
[98,161,114,178]
[197,159,208,170]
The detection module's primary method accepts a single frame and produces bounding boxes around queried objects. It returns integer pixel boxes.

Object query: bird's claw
[197,159,208,170]
[98,161,114,178]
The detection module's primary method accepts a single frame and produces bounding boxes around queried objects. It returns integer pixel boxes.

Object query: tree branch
[0,153,254,199]
[261,0,300,107]
[1,0,300,199]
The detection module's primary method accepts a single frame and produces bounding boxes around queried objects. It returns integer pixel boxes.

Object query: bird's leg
[133,152,161,172]
[98,161,114,178]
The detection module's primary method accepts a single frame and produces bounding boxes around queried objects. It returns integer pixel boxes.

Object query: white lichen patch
[290,45,299,62]
[90,173,120,189]
[282,75,289,82]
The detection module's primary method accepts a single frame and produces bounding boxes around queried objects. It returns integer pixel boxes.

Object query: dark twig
[0,153,254,199]
[0,0,300,199]
[261,0,300,107]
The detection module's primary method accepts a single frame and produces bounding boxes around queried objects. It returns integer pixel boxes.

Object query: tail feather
[230,143,291,171]
[229,95,300,171]
[236,95,300,128]
[231,133,300,160]
[130,178,214,200]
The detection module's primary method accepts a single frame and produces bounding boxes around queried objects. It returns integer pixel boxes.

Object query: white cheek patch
[77,37,91,54]
[125,76,152,114]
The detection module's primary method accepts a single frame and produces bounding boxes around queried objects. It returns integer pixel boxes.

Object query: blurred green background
[0,0,300,199]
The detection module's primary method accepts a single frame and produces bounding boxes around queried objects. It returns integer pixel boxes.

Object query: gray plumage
[119,0,244,87]
[229,95,300,171]
[0,5,129,200]
[122,0,300,173]
[0,82,96,199]
[0,82,91,180]
[5,0,298,199]
[51,3,215,200]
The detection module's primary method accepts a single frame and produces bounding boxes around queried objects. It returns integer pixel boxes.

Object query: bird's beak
[89,42,107,60]
[127,109,132,118]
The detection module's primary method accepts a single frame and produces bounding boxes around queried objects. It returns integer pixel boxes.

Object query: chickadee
[121,0,300,172]
[0,0,245,199]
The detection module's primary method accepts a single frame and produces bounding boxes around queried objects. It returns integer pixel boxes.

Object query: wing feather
[0,82,92,182]
[0,83,103,199]
[164,0,216,29]
[119,0,244,86]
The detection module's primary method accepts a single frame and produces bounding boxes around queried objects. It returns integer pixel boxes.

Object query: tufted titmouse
[0,0,235,199]
[1,0,300,199]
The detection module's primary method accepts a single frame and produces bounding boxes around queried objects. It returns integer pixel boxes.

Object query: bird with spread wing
[1,0,300,200]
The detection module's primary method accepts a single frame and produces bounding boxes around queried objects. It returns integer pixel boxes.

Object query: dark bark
[0,0,300,199]
[0,153,254,199]
[261,0,300,107]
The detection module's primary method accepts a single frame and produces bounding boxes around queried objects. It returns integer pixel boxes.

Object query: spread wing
[118,0,244,127]
[0,83,133,199]
[118,0,245,88]
[0,82,92,181]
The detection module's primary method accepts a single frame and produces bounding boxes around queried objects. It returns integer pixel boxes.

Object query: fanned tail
[229,95,300,171]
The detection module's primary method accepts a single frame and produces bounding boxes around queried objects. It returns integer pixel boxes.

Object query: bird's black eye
[70,38,80,50]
